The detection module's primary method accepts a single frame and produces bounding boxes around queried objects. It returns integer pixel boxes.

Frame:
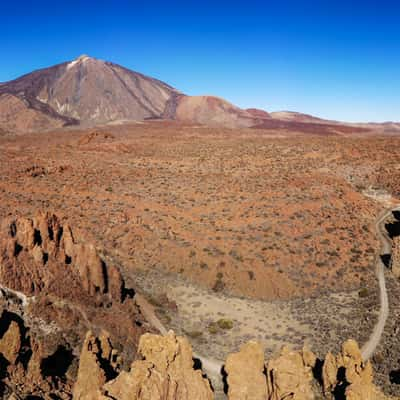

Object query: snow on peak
[66,54,92,70]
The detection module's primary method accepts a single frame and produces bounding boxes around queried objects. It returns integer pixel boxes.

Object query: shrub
[358,288,369,298]
[217,318,233,330]
[208,323,219,334]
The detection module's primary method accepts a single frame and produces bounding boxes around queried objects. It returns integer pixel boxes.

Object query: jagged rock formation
[0,307,74,398]
[73,331,213,400]
[224,340,316,400]
[0,212,148,398]
[71,331,397,400]
[0,211,125,301]
[74,331,121,399]
[322,339,389,400]
[0,313,396,400]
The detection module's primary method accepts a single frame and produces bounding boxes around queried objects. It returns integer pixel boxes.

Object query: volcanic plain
[1,122,400,394]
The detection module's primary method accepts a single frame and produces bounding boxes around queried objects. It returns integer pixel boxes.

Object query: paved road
[361,206,399,361]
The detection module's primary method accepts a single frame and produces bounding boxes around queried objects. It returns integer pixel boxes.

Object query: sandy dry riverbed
[128,267,380,362]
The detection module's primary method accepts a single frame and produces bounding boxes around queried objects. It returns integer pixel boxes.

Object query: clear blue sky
[1,0,399,122]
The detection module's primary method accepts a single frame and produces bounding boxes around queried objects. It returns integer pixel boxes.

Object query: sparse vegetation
[217,318,233,330]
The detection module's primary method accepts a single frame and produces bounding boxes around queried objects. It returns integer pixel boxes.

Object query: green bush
[208,323,219,334]
[217,318,233,330]
[358,288,369,298]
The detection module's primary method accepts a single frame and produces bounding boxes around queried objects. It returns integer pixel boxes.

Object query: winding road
[361,206,399,361]
[136,206,400,384]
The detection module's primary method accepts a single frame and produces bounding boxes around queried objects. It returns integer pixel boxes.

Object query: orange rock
[0,319,21,364]
[73,331,120,400]
[225,341,267,400]
[266,346,315,400]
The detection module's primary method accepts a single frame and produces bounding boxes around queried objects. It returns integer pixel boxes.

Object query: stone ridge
[0,211,125,302]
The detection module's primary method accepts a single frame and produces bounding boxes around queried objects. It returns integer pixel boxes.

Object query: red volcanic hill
[173,96,267,128]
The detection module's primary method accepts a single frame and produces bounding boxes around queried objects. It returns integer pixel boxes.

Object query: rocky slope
[0,211,149,398]
[0,55,181,131]
[0,93,73,134]
[173,96,266,128]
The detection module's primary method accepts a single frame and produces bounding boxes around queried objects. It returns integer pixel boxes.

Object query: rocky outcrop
[225,341,267,400]
[266,346,315,400]
[0,307,74,398]
[0,212,147,398]
[73,331,121,399]
[74,331,213,400]
[0,211,125,301]
[322,339,389,400]
[391,236,400,278]
[322,351,337,395]
[0,314,395,400]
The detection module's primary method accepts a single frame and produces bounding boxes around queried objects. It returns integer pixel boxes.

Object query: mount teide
[0,55,266,133]
[0,55,181,129]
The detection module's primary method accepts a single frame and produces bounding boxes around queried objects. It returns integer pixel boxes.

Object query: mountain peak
[66,54,94,69]
[76,54,91,61]
[0,56,181,130]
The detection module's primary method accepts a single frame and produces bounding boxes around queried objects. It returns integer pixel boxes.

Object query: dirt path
[361,206,399,361]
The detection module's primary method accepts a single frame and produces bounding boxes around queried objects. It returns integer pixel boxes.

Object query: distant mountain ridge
[0,55,399,134]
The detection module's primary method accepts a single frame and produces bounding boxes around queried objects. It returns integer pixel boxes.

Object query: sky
[1,0,399,122]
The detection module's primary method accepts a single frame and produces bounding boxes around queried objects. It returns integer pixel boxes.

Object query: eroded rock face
[0,212,146,398]
[321,339,388,400]
[0,211,124,301]
[74,331,213,400]
[225,341,267,400]
[266,346,315,400]
[73,331,121,400]
[0,307,74,398]
[322,351,337,395]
